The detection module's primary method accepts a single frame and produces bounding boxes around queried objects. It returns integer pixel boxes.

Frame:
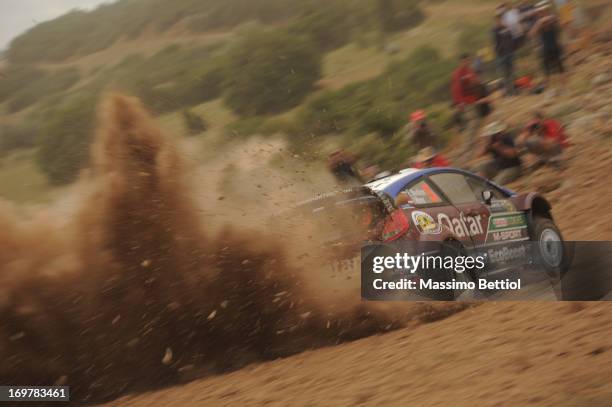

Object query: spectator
[477,122,523,184]
[518,112,569,166]
[412,147,450,169]
[408,110,438,150]
[451,53,491,158]
[501,1,526,42]
[519,1,539,33]
[493,11,517,96]
[530,1,566,89]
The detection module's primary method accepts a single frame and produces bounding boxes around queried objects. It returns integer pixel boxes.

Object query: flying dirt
[0,94,465,403]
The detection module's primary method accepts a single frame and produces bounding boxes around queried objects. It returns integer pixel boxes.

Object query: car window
[429,173,478,205]
[465,175,506,201]
[399,180,444,206]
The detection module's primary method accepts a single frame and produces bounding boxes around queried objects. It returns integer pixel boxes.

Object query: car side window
[399,180,444,206]
[429,173,478,205]
[465,175,506,201]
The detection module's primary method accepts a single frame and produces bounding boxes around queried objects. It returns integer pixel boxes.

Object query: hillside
[0,0,498,203]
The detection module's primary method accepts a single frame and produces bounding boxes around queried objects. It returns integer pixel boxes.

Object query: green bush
[0,123,38,155]
[36,94,97,185]
[0,66,43,103]
[297,46,453,139]
[377,0,425,33]
[224,117,266,137]
[288,5,353,51]
[3,67,80,113]
[182,109,208,135]
[222,28,322,116]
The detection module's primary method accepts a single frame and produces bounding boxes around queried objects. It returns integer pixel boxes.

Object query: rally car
[289,167,569,297]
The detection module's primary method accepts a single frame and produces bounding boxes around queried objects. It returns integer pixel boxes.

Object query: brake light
[381,210,410,242]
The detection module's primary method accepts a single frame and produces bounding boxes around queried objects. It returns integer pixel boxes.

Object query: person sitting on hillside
[412,147,450,169]
[477,121,523,184]
[408,110,439,150]
[518,112,569,167]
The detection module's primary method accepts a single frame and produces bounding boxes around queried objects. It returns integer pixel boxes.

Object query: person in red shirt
[518,112,569,166]
[412,147,451,169]
[452,54,480,106]
[451,53,492,161]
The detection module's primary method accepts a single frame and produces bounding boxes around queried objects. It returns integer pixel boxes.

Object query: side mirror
[482,190,493,205]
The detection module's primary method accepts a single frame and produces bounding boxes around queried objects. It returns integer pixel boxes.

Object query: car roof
[364,167,515,199]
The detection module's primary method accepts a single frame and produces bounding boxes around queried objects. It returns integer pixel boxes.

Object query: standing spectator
[501,1,526,43]
[530,2,566,89]
[451,53,491,158]
[493,11,517,96]
[519,1,539,34]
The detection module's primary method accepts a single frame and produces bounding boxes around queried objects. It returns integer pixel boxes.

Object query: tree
[223,29,322,116]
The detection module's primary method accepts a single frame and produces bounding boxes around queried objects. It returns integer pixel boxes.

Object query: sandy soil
[106,302,612,406]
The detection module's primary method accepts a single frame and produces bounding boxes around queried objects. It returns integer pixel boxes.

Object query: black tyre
[529,216,571,280]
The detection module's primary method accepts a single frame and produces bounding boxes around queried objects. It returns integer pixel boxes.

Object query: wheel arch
[515,192,553,221]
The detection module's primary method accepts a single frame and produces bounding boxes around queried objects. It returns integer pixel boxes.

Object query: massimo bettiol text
[370,252,520,291]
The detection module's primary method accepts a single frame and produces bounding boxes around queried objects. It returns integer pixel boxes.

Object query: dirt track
[106,303,612,406]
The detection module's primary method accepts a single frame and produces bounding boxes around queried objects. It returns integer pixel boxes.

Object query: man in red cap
[408,109,438,150]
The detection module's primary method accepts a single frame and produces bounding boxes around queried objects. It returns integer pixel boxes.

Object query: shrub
[287,5,353,51]
[36,94,97,185]
[222,28,322,116]
[377,0,425,33]
[5,67,80,113]
[181,109,208,135]
[0,123,38,155]
[224,117,265,138]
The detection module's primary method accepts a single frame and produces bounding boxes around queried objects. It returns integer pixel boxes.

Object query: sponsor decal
[486,245,528,263]
[489,213,527,231]
[489,199,516,213]
[437,212,484,238]
[491,229,523,241]
[411,211,441,234]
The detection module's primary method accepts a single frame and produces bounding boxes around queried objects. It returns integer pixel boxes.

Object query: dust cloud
[0,94,464,403]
